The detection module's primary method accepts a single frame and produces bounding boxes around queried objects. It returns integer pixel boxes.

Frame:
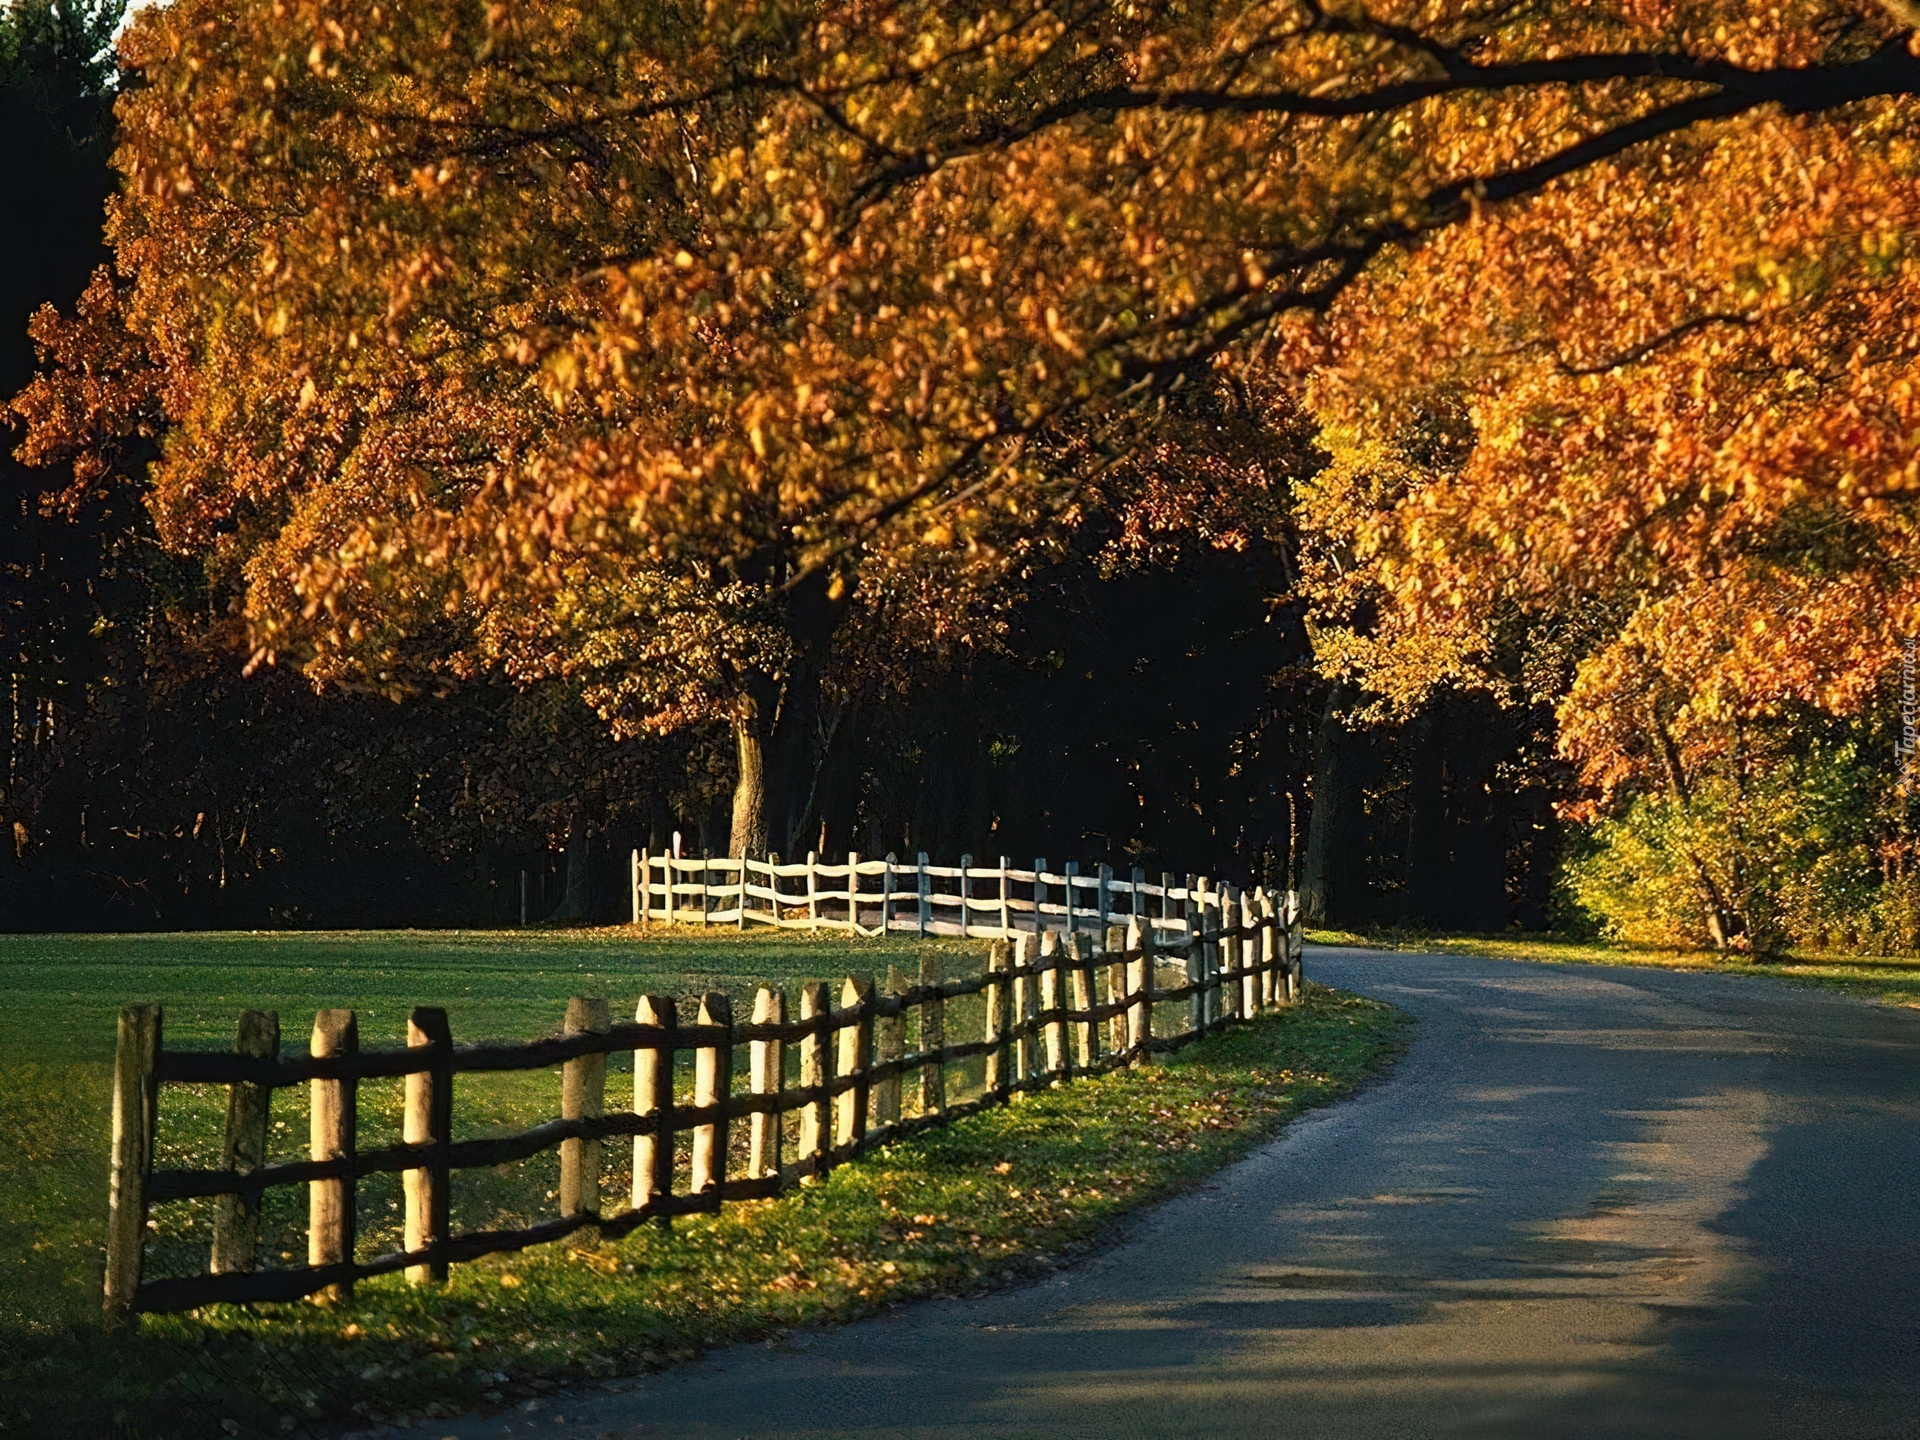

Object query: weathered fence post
[1011,932,1036,1083]
[848,851,862,931]
[1219,889,1241,1023]
[1106,928,1128,1058]
[1240,886,1262,1016]
[1098,862,1113,933]
[1161,871,1175,937]
[691,993,732,1202]
[309,1008,358,1304]
[984,939,1011,1098]
[1065,932,1096,1069]
[1186,916,1205,1038]
[883,853,897,931]
[700,849,712,926]
[835,977,875,1153]
[1033,858,1048,933]
[561,997,610,1219]
[403,1006,452,1284]
[633,848,644,926]
[1064,860,1079,937]
[1289,889,1304,1000]
[919,953,945,1116]
[1192,877,1213,1028]
[103,1004,160,1323]
[999,856,1012,935]
[211,1009,278,1276]
[1255,888,1276,1008]
[875,965,907,1127]
[807,851,820,930]
[633,996,677,1215]
[749,987,786,1179]
[1122,923,1154,1066]
[917,851,931,935]
[1040,931,1065,1081]
[958,853,973,936]
[797,982,831,1177]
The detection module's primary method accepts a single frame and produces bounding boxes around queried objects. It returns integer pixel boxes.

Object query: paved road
[447,949,1920,1439]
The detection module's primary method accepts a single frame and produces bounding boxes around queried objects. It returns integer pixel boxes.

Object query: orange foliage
[13,0,1920,829]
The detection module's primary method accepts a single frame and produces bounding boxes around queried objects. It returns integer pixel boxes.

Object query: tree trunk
[1301,686,1373,929]
[729,712,768,859]
[551,802,597,923]
[723,566,851,861]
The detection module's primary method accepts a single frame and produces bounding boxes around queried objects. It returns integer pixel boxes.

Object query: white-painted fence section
[631,848,1294,945]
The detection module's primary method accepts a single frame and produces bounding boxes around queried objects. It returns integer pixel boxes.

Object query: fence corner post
[104,1003,161,1324]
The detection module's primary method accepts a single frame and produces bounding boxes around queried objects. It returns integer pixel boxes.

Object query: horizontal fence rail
[104,884,1302,1320]
[631,848,1251,940]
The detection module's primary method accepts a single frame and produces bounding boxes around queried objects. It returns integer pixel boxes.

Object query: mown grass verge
[2,977,1406,1440]
[1307,927,1920,1007]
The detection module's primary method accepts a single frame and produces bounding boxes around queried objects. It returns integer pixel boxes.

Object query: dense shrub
[1565,739,1920,955]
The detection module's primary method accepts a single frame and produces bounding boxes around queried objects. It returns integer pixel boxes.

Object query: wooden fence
[104,884,1302,1322]
[634,849,1240,939]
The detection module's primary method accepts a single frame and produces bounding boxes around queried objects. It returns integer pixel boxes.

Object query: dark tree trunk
[1402,703,1451,924]
[551,801,597,923]
[726,567,851,860]
[1301,686,1374,928]
[1442,692,1510,933]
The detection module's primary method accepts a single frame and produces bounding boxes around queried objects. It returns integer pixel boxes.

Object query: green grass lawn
[1307,927,1920,1006]
[0,926,1407,1440]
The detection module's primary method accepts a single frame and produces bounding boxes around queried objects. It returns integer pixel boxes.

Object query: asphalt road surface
[441,949,1920,1439]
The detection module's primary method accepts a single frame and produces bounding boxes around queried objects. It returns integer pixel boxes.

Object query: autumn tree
[20,0,1920,866]
[1290,13,1920,944]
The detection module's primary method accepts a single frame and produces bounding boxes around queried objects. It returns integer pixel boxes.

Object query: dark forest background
[0,6,1563,934]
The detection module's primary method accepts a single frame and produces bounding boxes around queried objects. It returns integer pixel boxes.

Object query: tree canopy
[15,0,1920,926]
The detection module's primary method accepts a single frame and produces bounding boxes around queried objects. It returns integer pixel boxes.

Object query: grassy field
[0,926,1407,1440]
[1307,928,1920,1006]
